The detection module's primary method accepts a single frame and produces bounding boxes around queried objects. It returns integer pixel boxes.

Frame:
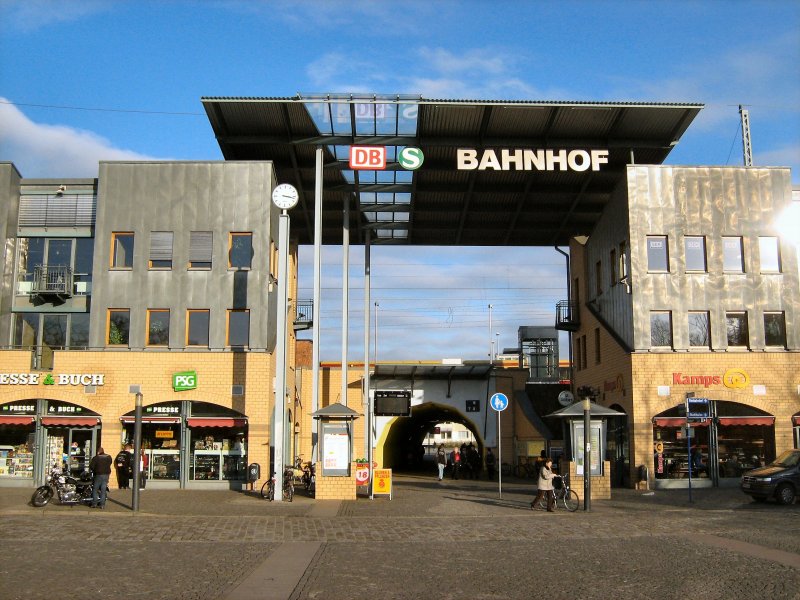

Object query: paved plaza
[0,475,798,600]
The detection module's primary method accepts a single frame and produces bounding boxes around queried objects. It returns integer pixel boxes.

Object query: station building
[1,95,798,496]
[0,160,302,488]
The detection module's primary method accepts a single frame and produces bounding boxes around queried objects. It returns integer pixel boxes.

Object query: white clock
[271,183,299,210]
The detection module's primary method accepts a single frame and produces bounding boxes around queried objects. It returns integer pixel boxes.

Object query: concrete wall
[0,163,22,344]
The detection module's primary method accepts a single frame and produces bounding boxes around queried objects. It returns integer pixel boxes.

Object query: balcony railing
[294,300,313,331]
[32,265,74,299]
[555,300,580,331]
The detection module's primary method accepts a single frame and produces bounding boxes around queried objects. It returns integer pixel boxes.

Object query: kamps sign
[172,371,198,392]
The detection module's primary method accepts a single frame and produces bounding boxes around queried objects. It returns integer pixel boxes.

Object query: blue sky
[1,0,798,362]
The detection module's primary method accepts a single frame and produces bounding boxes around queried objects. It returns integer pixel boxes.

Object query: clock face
[272,183,299,209]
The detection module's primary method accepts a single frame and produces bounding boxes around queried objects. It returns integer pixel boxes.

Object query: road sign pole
[498,409,502,498]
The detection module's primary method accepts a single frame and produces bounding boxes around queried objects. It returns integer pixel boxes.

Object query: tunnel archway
[380,402,484,473]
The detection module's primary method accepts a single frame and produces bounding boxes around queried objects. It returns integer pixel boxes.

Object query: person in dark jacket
[89,447,113,509]
[485,447,496,480]
[114,444,132,489]
[436,445,447,481]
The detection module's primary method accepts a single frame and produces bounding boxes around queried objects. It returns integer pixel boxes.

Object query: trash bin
[248,463,261,482]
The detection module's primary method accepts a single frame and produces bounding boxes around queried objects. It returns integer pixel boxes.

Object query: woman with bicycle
[531,457,555,512]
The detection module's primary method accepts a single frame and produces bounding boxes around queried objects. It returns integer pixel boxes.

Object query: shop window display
[190,430,247,481]
[653,401,775,480]
[0,434,34,479]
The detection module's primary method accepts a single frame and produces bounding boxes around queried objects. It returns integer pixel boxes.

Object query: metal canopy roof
[372,363,492,380]
[201,95,703,246]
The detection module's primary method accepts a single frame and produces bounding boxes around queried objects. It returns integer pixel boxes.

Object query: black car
[740,449,800,505]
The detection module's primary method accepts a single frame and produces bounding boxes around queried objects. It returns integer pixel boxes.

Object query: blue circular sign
[490,393,509,411]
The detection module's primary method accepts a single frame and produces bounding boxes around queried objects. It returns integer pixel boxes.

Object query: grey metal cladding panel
[91,162,276,349]
[627,165,798,350]
[585,179,634,348]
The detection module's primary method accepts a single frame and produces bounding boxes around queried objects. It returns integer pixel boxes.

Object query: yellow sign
[723,368,750,389]
[155,430,174,439]
[373,468,392,498]
[655,442,664,454]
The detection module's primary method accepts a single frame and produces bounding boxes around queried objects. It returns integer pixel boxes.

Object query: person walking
[114,444,132,489]
[436,445,447,481]
[89,447,113,509]
[531,457,556,512]
[138,449,149,490]
[485,447,496,480]
[450,448,461,480]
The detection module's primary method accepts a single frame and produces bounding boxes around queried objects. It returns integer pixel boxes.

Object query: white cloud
[0,0,111,32]
[0,99,158,178]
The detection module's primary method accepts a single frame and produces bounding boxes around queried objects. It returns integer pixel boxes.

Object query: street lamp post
[129,386,142,512]
[576,385,596,512]
[488,304,493,361]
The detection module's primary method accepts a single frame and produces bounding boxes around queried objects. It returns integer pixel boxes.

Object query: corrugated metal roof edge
[200,96,704,109]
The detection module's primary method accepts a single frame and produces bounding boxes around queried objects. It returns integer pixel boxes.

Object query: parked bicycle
[532,474,580,512]
[260,468,294,502]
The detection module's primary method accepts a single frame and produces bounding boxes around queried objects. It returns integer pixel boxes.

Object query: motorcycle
[31,464,95,507]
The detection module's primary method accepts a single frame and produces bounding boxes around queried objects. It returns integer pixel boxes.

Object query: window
[227,309,250,347]
[146,309,170,346]
[74,238,94,285]
[650,311,672,347]
[726,312,749,347]
[594,328,601,364]
[595,260,602,295]
[618,241,628,281]
[14,313,39,348]
[575,336,582,371]
[684,236,707,272]
[189,231,213,269]
[149,231,173,269]
[580,334,587,369]
[646,236,669,272]
[269,239,279,279]
[111,232,134,269]
[229,232,253,269]
[722,237,744,272]
[107,309,130,346]
[758,237,781,273]
[609,249,616,286]
[187,310,210,347]
[68,313,90,349]
[764,312,786,347]
[688,312,710,348]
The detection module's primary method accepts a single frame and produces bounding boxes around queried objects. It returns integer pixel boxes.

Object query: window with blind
[189,231,213,269]
[149,231,173,269]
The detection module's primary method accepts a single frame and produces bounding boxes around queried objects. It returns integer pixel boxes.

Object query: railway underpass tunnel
[380,402,483,474]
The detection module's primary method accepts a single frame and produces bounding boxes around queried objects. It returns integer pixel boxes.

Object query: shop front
[120,401,248,489]
[652,401,775,488]
[0,399,101,486]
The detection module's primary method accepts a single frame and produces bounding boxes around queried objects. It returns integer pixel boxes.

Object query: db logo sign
[172,371,197,392]
[349,146,386,170]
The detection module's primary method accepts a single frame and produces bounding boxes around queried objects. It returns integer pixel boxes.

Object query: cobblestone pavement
[0,476,798,599]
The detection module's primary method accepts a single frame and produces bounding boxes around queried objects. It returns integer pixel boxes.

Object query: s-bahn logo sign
[457,148,609,172]
[349,146,424,171]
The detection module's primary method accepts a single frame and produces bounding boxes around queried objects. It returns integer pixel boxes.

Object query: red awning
[120,416,181,424]
[41,417,99,427]
[654,418,694,427]
[718,417,774,426]
[187,418,246,428]
[794,416,800,426]
[0,416,35,426]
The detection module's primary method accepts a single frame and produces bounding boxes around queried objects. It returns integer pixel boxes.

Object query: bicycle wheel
[562,489,580,512]
[284,481,294,502]
[260,480,274,501]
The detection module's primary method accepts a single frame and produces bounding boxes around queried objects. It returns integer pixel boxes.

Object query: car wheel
[775,484,796,506]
